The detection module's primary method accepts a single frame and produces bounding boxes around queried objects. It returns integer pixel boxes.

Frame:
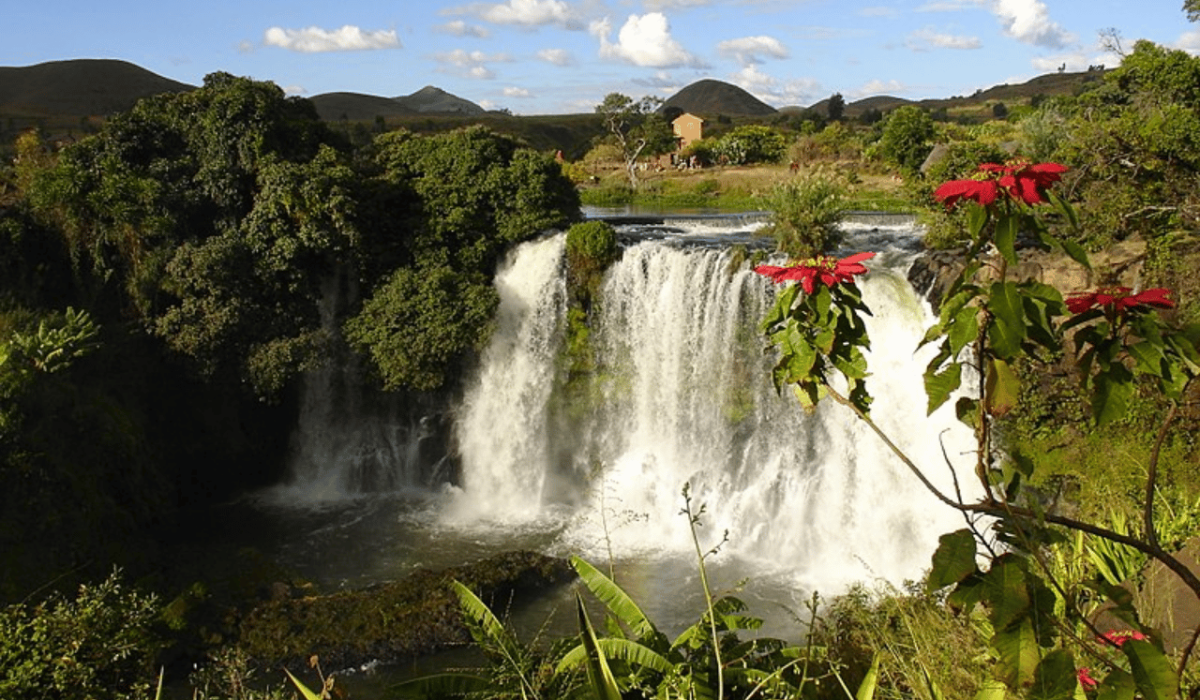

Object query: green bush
[565,221,620,310]
[757,167,849,257]
[0,571,161,700]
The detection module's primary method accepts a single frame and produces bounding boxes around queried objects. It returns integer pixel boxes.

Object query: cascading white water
[450,234,569,520]
[452,219,978,590]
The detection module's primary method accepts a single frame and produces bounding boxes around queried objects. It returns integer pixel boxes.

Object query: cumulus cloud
[434,49,511,79]
[992,0,1072,48]
[1175,30,1200,55]
[437,20,490,37]
[906,27,982,51]
[263,25,400,52]
[717,36,788,65]
[537,48,574,65]
[728,64,819,107]
[477,0,582,29]
[590,13,706,68]
[503,86,533,97]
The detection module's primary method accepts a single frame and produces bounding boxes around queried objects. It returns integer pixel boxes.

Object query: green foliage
[345,126,579,391]
[758,167,849,257]
[713,125,789,165]
[595,93,675,190]
[0,570,161,700]
[565,220,619,310]
[759,261,874,413]
[877,106,936,174]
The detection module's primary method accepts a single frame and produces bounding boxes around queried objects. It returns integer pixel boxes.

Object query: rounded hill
[661,79,777,117]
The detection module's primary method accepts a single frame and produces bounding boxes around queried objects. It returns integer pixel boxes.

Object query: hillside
[0,59,193,117]
[309,92,417,122]
[661,79,777,117]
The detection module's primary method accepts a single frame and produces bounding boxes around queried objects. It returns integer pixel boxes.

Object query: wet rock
[234,550,574,672]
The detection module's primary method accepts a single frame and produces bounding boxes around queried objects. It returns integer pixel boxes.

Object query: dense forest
[2,36,1200,700]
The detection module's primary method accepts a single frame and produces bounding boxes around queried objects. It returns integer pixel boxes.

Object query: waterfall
[276,271,439,502]
[452,222,977,588]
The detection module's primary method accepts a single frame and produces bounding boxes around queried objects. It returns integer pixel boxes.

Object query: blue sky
[8,1,1199,115]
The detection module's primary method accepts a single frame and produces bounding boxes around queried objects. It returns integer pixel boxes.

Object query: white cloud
[590,13,706,68]
[992,0,1073,49]
[717,36,788,65]
[1029,52,1088,74]
[434,49,511,79]
[917,0,986,11]
[281,85,307,96]
[438,20,490,38]
[263,25,400,52]
[906,27,982,51]
[1175,30,1200,55]
[644,0,710,10]
[479,0,582,28]
[537,48,574,65]
[728,64,820,107]
[850,79,909,99]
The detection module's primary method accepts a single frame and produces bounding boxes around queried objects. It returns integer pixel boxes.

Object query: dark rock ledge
[234,551,574,672]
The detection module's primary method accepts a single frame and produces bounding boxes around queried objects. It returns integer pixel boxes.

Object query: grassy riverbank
[578,161,915,214]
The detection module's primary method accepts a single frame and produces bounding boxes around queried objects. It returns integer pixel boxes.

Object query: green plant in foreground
[759,158,1200,698]
[756,167,849,257]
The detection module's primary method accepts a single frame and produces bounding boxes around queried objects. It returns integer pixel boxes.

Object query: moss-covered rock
[234,550,573,671]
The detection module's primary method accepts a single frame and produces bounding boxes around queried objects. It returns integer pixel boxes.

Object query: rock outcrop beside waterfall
[907,238,1148,312]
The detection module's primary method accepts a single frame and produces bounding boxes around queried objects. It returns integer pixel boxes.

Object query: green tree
[1186,0,1199,21]
[877,105,936,174]
[827,92,845,121]
[24,73,350,398]
[595,93,675,190]
[714,125,788,165]
[1053,40,1200,249]
[344,126,580,391]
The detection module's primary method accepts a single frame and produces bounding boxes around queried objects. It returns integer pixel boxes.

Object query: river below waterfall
[227,210,978,677]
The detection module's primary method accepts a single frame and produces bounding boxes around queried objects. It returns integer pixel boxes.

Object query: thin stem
[1144,399,1178,552]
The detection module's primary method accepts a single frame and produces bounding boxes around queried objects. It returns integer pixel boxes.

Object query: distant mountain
[661,79,777,117]
[398,85,485,115]
[0,59,193,117]
[308,92,417,122]
[308,85,484,121]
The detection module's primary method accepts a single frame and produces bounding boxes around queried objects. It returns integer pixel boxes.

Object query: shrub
[565,221,620,310]
[0,571,161,700]
[757,167,849,257]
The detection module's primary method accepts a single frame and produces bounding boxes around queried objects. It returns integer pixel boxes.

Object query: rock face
[907,239,1148,313]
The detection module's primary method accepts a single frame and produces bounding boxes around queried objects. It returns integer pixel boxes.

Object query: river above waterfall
[238,211,977,651]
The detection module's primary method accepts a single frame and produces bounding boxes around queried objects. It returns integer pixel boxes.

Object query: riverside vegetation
[2,34,1200,699]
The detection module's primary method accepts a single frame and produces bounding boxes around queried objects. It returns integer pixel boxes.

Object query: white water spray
[453,220,977,589]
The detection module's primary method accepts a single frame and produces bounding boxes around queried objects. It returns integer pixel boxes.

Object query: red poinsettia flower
[754,252,876,294]
[1101,629,1148,647]
[1077,667,1098,691]
[934,161,1068,209]
[1066,287,1175,314]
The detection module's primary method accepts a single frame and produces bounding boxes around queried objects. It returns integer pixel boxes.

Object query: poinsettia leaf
[1030,649,1077,700]
[1123,639,1177,700]
[972,680,1009,700]
[994,214,1019,266]
[967,202,990,239]
[1098,668,1136,700]
[984,557,1032,631]
[925,361,962,415]
[985,357,1020,416]
[987,282,1027,359]
[993,618,1040,688]
[1127,341,1165,378]
[927,529,978,592]
[948,304,981,357]
[955,397,980,429]
[1092,371,1133,426]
